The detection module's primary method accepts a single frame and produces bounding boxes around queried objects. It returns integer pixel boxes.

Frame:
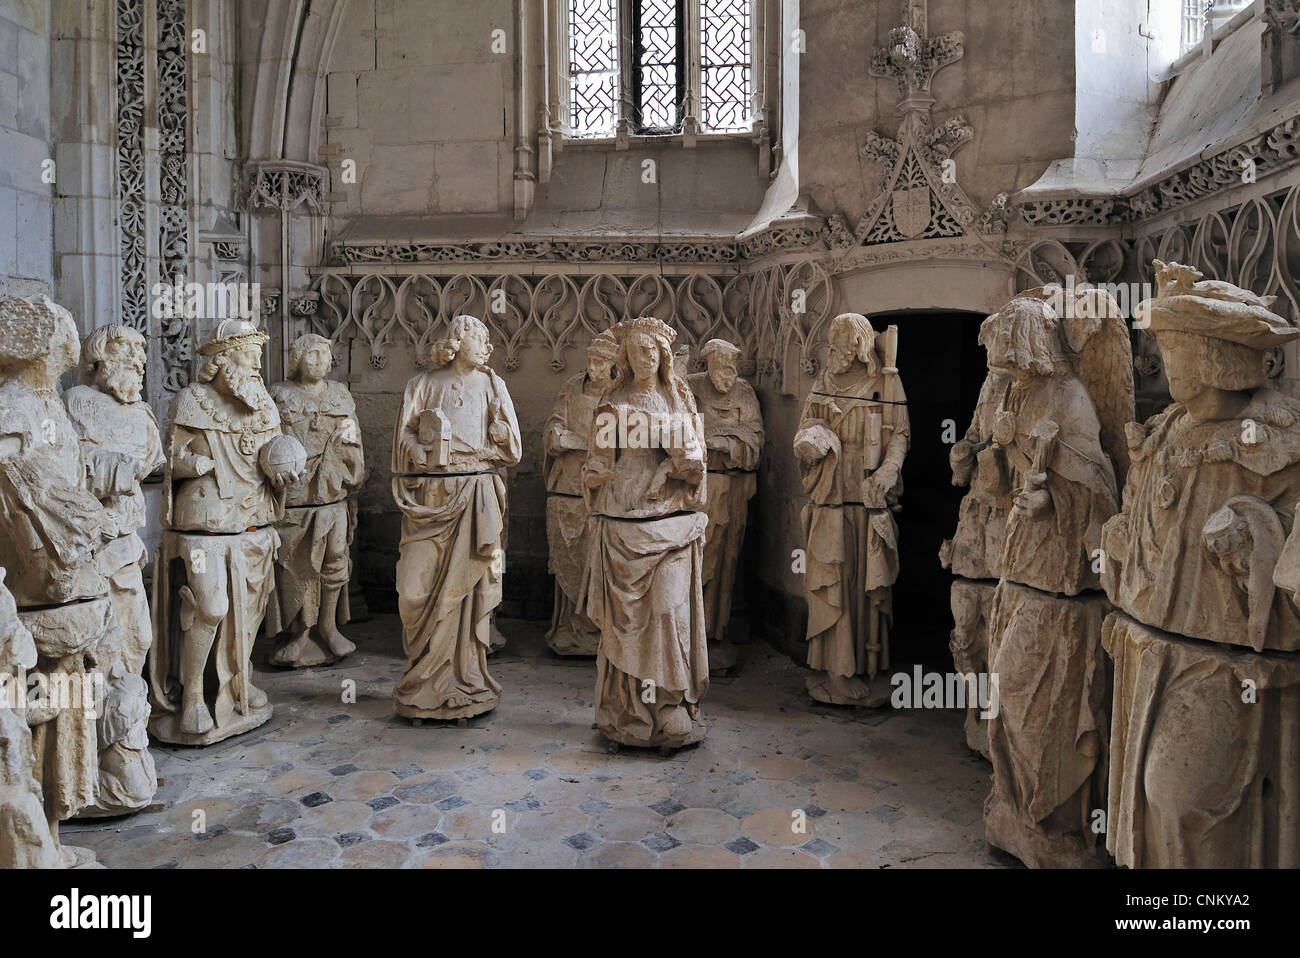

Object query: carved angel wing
[1065,287,1136,485]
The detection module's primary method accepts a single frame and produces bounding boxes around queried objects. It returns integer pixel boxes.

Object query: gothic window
[566,0,755,138]
[633,0,684,133]
[700,0,754,133]
[569,0,620,137]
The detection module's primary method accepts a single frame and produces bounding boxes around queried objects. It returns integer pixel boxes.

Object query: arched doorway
[871,308,987,670]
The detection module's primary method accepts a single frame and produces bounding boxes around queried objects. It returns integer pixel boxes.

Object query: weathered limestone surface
[1102,261,1300,868]
[542,331,616,657]
[267,334,366,669]
[947,578,994,758]
[148,319,304,746]
[0,569,62,868]
[580,317,710,749]
[977,287,1133,868]
[391,315,522,721]
[690,339,763,675]
[64,325,163,816]
[0,296,112,866]
[794,313,909,708]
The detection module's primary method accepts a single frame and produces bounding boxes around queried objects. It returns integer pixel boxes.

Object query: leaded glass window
[566,0,756,139]
[569,0,620,137]
[700,0,752,133]
[633,0,684,133]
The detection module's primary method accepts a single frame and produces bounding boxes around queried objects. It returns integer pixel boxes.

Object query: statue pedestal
[149,700,274,747]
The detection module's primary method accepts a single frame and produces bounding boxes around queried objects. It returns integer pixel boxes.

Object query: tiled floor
[63,615,1006,869]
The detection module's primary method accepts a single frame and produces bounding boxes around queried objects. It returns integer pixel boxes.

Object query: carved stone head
[287,333,333,384]
[1137,260,1300,414]
[701,338,741,394]
[978,296,1075,379]
[615,317,677,389]
[586,329,618,386]
[0,297,80,387]
[827,313,878,376]
[197,318,272,411]
[81,325,146,404]
[431,314,492,370]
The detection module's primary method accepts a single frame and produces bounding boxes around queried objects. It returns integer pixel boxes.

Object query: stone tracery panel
[157,0,192,397]
[312,269,759,375]
[116,0,148,333]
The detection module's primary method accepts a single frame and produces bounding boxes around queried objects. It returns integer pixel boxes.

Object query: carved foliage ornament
[329,232,821,268]
[856,1,979,244]
[157,0,191,398]
[1019,115,1300,227]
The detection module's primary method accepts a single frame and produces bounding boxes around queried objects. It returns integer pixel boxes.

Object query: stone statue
[941,352,1010,757]
[148,318,305,745]
[0,296,114,866]
[0,568,64,867]
[1102,261,1300,868]
[266,334,366,668]
[391,315,522,723]
[63,325,164,817]
[793,313,909,707]
[943,284,1132,760]
[543,329,618,656]
[579,317,710,751]
[689,339,763,674]
[978,288,1133,868]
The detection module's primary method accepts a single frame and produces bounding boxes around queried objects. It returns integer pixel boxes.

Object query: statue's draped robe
[943,368,1011,581]
[983,370,1118,868]
[579,384,710,747]
[0,383,111,828]
[148,384,283,739]
[543,372,603,654]
[689,373,763,643]
[391,366,521,718]
[795,366,909,679]
[943,368,1010,756]
[0,582,62,867]
[1102,390,1300,867]
[266,380,365,637]
[64,385,163,814]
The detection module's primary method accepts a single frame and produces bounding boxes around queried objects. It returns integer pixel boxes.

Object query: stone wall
[0,0,52,299]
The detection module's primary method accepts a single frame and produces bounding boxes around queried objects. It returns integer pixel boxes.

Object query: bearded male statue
[148,319,304,745]
[64,325,164,815]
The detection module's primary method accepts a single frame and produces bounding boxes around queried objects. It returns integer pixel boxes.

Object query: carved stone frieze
[116,0,147,334]
[1018,114,1300,228]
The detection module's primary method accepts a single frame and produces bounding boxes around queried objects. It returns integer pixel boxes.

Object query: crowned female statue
[580,317,710,750]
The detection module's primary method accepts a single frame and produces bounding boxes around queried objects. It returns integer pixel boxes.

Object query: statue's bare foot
[807,672,886,707]
[180,700,214,736]
[272,633,310,666]
[247,685,268,710]
[319,623,356,660]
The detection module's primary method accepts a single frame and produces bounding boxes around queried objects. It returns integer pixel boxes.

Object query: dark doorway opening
[872,309,987,670]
